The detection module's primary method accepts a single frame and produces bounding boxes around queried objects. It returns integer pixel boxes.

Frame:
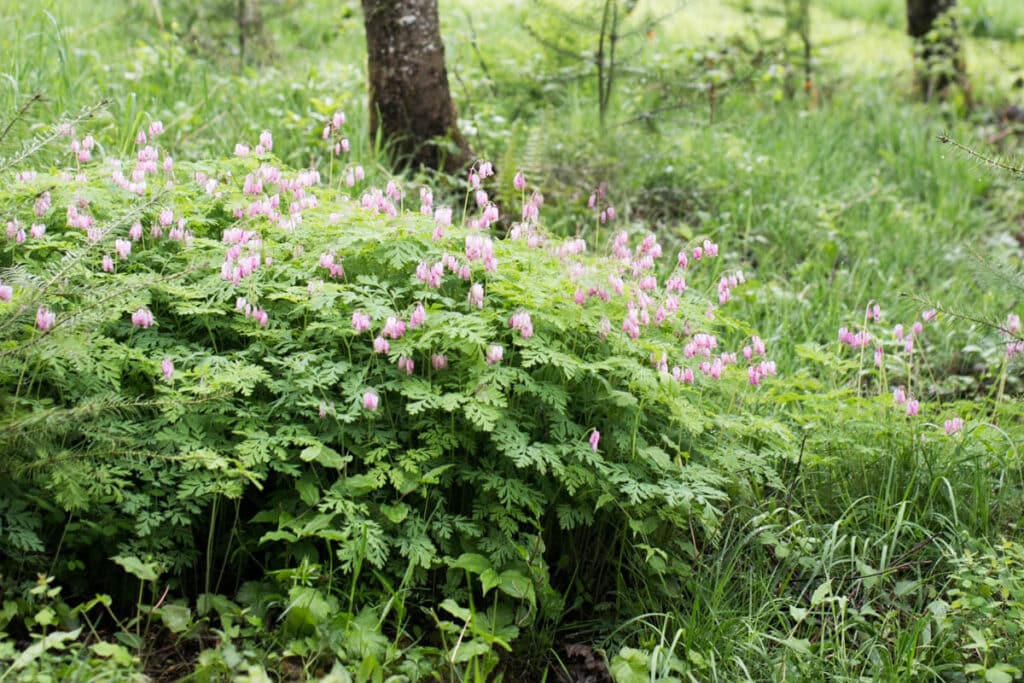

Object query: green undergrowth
[2,0,1024,681]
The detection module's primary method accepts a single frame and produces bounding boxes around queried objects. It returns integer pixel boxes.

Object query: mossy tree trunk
[906,0,966,99]
[361,0,472,173]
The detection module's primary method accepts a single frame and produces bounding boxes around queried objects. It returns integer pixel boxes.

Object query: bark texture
[906,0,965,98]
[362,0,471,173]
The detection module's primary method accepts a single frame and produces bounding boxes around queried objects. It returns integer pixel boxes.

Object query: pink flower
[373,336,390,354]
[922,309,937,323]
[115,239,131,260]
[874,346,884,368]
[161,357,174,382]
[36,306,55,331]
[352,311,371,333]
[944,417,964,435]
[1006,313,1021,335]
[129,222,143,241]
[259,130,273,152]
[893,386,907,406]
[30,223,46,239]
[382,316,406,339]
[102,254,114,272]
[468,283,485,308]
[513,171,526,191]
[486,344,504,365]
[131,307,154,328]
[234,143,250,158]
[0,284,11,302]
[589,430,600,452]
[409,303,427,329]
[397,355,414,375]
[692,246,703,260]
[432,353,449,370]
[148,121,164,138]
[509,311,534,338]
[906,399,920,417]
[363,390,380,411]
[912,321,923,336]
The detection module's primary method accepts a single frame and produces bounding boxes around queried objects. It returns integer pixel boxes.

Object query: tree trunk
[906,0,965,99]
[362,0,472,173]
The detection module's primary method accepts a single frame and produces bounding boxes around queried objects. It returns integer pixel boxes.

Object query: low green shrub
[0,111,786,676]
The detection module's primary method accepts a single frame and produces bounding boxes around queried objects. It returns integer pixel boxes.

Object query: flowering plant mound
[0,117,784,666]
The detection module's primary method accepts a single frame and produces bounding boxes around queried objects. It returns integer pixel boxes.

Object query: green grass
[2,0,1024,679]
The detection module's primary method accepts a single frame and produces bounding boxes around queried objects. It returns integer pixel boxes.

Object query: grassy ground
[3,0,1024,679]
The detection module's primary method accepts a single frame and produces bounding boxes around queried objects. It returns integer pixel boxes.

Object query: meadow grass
[2,0,1024,679]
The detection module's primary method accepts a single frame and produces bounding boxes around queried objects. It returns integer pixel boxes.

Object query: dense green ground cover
[2,0,1024,680]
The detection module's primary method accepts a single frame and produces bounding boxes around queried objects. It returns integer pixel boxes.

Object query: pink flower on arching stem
[373,336,389,354]
[131,307,154,329]
[589,430,600,452]
[468,283,485,309]
[486,345,504,365]
[874,346,884,368]
[432,353,448,370]
[945,417,964,435]
[102,254,114,272]
[36,306,55,331]
[509,311,534,338]
[115,239,131,260]
[912,321,923,336]
[148,120,164,138]
[161,357,174,382]
[893,386,907,406]
[598,317,611,340]
[129,221,143,241]
[906,399,920,417]
[0,284,11,302]
[363,390,380,411]
[692,246,703,260]
[1007,313,1021,335]
[259,130,273,152]
[30,223,45,239]
[397,355,414,375]
[513,171,526,191]
[922,309,937,323]
[409,303,427,329]
[352,311,371,333]
[382,316,406,339]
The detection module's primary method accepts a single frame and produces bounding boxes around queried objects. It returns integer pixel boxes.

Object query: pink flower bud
[589,430,600,452]
[363,390,379,411]
[161,357,174,382]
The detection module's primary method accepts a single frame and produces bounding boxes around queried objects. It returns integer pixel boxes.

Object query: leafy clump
[0,113,783,674]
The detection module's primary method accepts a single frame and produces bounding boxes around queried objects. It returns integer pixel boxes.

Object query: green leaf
[111,554,159,582]
[497,569,535,605]
[91,641,135,666]
[299,443,350,469]
[450,553,492,575]
[157,604,192,633]
[609,647,651,683]
[811,579,832,606]
[782,637,812,655]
